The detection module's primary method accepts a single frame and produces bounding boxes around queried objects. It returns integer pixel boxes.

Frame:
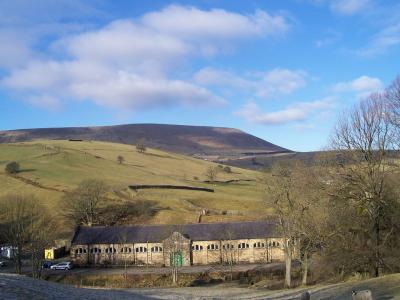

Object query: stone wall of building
[71,237,287,267]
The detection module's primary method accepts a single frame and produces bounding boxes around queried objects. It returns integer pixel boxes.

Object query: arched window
[192,244,203,251]
[90,247,101,254]
[253,242,265,248]
[120,247,132,253]
[207,244,219,250]
[238,243,249,249]
[151,246,163,253]
[222,244,234,250]
[135,246,147,253]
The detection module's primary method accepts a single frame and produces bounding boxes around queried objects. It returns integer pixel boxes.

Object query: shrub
[5,161,20,174]
[223,166,232,173]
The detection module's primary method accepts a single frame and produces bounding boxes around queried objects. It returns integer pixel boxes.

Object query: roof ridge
[78,220,276,229]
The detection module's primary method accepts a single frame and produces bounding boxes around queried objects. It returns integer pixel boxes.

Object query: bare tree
[117,155,125,164]
[330,94,396,277]
[221,228,236,281]
[162,225,187,285]
[136,138,147,153]
[118,230,131,284]
[29,211,54,278]
[265,161,298,288]
[63,179,108,226]
[0,194,52,276]
[204,166,219,182]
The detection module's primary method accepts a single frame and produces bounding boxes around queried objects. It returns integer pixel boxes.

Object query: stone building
[70,221,288,267]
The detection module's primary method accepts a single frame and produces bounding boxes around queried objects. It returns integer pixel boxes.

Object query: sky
[0,0,399,151]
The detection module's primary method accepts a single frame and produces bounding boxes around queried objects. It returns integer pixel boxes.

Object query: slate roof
[71,221,279,245]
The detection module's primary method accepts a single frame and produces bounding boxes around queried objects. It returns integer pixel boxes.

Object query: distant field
[0,140,270,237]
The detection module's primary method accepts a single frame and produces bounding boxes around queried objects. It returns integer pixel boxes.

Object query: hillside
[0,140,270,237]
[0,124,291,167]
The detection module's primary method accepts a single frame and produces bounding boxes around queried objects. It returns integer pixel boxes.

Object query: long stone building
[70,221,288,267]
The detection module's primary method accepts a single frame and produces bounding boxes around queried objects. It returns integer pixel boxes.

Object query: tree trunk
[302,250,308,286]
[15,245,22,275]
[284,246,292,288]
[374,210,380,277]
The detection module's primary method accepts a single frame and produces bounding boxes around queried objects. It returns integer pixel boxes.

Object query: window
[253,242,265,248]
[151,246,163,253]
[120,247,132,253]
[207,244,219,250]
[269,241,279,247]
[90,247,101,254]
[75,248,85,254]
[135,246,147,253]
[105,247,116,254]
[192,244,203,251]
[222,244,234,250]
[238,243,249,249]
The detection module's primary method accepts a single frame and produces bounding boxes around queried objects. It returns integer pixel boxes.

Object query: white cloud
[141,5,290,40]
[3,60,225,110]
[0,29,33,68]
[235,98,335,125]
[333,75,383,97]
[330,0,371,15]
[193,67,307,99]
[1,5,290,111]
[357,22,400,57]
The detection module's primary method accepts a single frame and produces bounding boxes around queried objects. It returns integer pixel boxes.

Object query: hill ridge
[0,124,291,159]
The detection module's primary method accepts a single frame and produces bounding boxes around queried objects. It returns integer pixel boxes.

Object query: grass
[0,140,271,236]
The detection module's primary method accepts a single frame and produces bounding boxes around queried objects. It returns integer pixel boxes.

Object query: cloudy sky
[0,0,399,151]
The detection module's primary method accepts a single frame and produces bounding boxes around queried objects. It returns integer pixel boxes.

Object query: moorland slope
[0,140,269,237]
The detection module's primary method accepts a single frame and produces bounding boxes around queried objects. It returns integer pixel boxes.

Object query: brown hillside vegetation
[0,124,291,168]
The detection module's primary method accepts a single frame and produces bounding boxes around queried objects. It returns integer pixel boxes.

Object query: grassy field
[0,140,270,237]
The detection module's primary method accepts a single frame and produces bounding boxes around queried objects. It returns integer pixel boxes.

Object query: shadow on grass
[18,169,37,173]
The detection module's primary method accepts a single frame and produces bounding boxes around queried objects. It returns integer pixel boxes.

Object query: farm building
[70,221,290,266]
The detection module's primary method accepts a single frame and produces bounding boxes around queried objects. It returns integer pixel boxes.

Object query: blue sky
[0,0,399,151]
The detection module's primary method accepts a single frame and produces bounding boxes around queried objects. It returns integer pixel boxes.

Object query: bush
[5,161,20,174]
[223,166,232,173]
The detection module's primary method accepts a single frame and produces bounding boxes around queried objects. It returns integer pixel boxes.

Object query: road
[1,272,400,299]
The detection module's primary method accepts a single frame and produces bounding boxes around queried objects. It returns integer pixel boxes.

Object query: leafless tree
[0,194,53,276]
[63,179,108,226]
[162,225,187,285]
[204,166,220,182]
[221,228,236,281]
[385,76,400,147]
[117,155,125,164]
[136,138,147,153]
[330,93,396,277]
[265,161,299,288]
